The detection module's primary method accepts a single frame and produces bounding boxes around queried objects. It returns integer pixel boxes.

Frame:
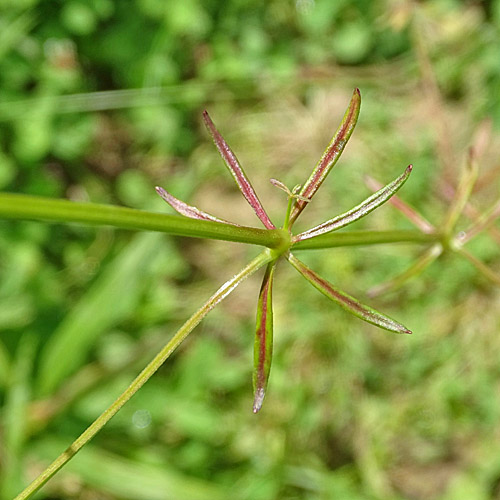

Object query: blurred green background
[1,0,500,499]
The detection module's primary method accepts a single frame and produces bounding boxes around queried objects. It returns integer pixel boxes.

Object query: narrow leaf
[442,149,479,235]
[365,175,435,234]
[287,253,411,334]
[294,165,412,242]
[253,262,276,413]
[458,248,500,286]
[203,111,275,229]
[155,186,238,225]
[458,199,500,245]
[367,244,442,297]
[441,181,500,245]
[289,88,361,225]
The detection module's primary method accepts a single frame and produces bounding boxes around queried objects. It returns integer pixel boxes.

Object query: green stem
[15,250,272,500]
[0,193,286,249]
[291,229,438,250]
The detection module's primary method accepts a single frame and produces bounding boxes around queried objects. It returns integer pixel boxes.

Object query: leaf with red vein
[155,186,238,225]
[287,253,412,334]
[294,165,412,242]
[253,262,276,413]
[203,111,275,229]
[289,88,361,226]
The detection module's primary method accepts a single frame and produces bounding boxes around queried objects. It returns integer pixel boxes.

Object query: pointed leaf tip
[252,263,276,414]
[294,164,413,242]
[287,253,411,335]
[253,387,265,413]
[289,88,361,225]
[156,185,238,225]
[203,110,275,229]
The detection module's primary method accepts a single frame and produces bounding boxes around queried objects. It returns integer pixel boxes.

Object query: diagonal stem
[14,250,273,500]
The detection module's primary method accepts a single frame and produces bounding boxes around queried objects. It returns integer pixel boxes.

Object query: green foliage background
[1,0,500,498]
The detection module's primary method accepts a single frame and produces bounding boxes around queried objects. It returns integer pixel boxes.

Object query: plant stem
[0,193,286,249]
[15,250,273,500]
[291,229,438,250]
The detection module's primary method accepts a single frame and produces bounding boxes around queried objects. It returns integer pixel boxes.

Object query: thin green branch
[291,229,438,250]
[15,250,272,500]
[0,193,286,249]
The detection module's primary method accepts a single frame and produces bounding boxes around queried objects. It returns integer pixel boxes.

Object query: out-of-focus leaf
[1,334,37,499]
[287,253,411,334]
[443,150,479,235]
[37,232,168,396]
[365,174,435,233]
[458,248,500,286]
[203,110,275,229]
[30,439,229,500]
[253,262,276,413]
[0,339,10,388]
[368,244,443,297]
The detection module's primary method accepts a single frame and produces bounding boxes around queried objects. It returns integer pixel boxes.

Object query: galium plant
[156,90,412,413]
[1,88,496,499]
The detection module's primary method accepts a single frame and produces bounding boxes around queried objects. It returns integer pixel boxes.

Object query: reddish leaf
[289,88,361,226]
[203,111,275,229]
[253,262,276,413]
[287,253,411,334]
[155,186,238,225]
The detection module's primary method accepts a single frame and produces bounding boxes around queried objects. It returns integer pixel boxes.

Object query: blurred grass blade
[30,439,229,500]
[442,149,479,235]
[368,244,443,297]
[253,262,276,413]
[458,248,500,286]
[289,88,361,225]
[1,334,37,499]
[16,250,273,500]
[155,186,238,226]
[0,12,35,60]
[287,253,411,334]
[38,232,167,396]
[365,175,435,233]
[203,110,275,229]
[295,165,412,242]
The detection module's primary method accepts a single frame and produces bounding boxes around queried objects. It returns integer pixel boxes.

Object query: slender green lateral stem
[0,193,286,249]
[15,250,273,500]
[291,229,438,250]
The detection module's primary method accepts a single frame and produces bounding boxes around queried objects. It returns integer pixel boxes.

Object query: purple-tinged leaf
[368,244,442,297]
[294,165,412,242]
[365,175,435,234]
[203,111,275,229]
[287,253,412,334]
[155,186,238,226]
[289,88,361,226]
[253,262,276,413]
